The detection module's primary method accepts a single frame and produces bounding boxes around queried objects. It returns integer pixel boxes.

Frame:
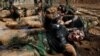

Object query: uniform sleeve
[56,25,69,45]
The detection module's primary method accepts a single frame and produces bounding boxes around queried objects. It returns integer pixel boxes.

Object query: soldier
[34,0,42,6]
[8,0,14,9]
[45,0,52,6]
[44,6,77,56]
[8,0,20,21]
[57,4,85,53]
[57,4,84,30]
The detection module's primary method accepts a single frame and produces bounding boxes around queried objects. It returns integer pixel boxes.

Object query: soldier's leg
[63,44,77,56]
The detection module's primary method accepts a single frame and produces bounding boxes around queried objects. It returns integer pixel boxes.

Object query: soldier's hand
[65,20,72,25]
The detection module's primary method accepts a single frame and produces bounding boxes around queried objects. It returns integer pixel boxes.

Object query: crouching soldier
[44,6,78,56]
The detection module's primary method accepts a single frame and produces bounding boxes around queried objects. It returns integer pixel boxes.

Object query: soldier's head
[9,0,14,5]
[45,6,60,20]
[58,5,66,13]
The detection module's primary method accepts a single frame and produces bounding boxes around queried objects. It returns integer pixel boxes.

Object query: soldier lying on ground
[44,6,81,56]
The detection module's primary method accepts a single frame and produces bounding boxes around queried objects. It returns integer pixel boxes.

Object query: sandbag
[0,18,19,29]
[26,21,43,28]
[0,10,11,18]
[19,16,43,28]
[0,30,47,56]
[26,10,33,16]
[0,30,18,46]
[0,21,8,29]
[5,20,18,29]
[0,49,40,56]
[0,30,28,46]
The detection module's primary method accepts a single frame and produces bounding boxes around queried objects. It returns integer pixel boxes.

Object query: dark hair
[58,5,66,13]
